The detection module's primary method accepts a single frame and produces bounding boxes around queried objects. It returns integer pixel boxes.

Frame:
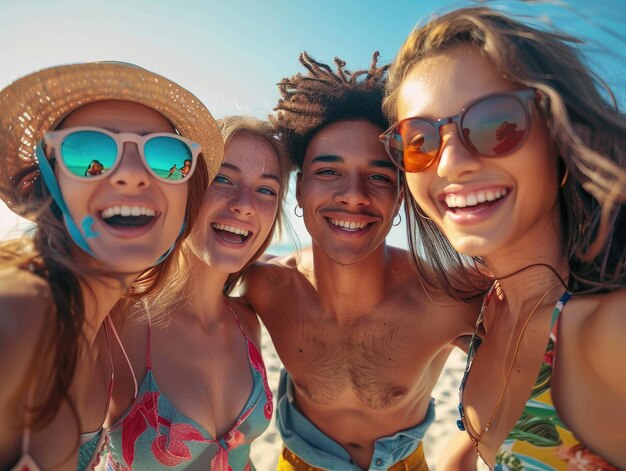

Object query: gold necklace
[463,280,563,460]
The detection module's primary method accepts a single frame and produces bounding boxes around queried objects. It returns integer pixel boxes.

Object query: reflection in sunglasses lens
[61,131,117,177]
[145,136,193,181]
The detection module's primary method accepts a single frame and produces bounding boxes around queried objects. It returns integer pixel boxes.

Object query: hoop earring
[559,166,569,189]
[294,205,303,218]
[393,213,402,227]
[415,206,432,221]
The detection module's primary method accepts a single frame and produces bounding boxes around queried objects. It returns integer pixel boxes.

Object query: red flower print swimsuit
[105,301,273,471]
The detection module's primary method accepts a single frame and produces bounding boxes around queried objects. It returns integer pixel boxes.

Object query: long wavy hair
[383,7,626,296]
[0,130,209,433]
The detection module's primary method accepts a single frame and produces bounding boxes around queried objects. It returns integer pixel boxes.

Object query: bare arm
[436,431,478,471]
[0,268,51,466]
[584,288,626,400]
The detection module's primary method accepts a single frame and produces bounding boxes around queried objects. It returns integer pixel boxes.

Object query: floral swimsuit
[105,302,273,471]
[459,289,620,471]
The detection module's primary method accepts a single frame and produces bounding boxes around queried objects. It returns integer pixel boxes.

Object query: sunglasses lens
[61,131,117,178]
[395,119,439,172]
[144,136,194,181]
[462,95,528,156]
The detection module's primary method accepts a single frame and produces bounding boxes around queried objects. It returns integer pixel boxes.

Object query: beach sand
[250,324,468,471]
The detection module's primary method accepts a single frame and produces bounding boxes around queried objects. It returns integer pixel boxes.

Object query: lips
[322,211,379,237]
[211,223,252,244]
[329,218,369,231]
[439,186,511,223]
[443,188,508,210]
[100,205,158,228]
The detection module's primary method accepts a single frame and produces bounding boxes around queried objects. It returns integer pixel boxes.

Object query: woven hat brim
[0,62,223,218]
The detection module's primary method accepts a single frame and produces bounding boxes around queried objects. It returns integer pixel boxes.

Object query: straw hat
[0,61,223,218]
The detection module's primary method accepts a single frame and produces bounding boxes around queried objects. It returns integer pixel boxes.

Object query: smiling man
[242,52,479,471]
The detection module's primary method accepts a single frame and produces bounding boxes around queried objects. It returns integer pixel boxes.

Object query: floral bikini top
[458,288,620,471]
[105,300,273,471]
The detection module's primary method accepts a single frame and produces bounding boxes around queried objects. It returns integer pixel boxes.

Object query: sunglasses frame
[42,126,201,184]
[380,89,538,173]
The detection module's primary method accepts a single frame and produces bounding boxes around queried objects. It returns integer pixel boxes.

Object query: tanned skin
[243,119,479,469]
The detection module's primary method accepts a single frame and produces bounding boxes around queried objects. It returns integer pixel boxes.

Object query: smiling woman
[383,7,626,470]
[103,115,292,471]
[0,62,223,470]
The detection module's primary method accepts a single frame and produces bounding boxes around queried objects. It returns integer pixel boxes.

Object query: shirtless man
[243,53,479,471]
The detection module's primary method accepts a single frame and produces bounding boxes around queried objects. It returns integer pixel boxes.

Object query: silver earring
[393,213,402,226]
[294,205,303,217]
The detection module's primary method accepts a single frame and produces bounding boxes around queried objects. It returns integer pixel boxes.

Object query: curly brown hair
[273,51,390,169]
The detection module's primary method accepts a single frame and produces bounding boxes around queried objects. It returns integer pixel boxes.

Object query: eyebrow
[311,154,396,170]
[221,162,281,184]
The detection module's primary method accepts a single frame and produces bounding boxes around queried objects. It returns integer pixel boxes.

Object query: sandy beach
[250,323,468,471]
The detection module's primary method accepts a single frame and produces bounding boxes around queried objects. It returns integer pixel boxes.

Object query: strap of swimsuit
[99,321,115,429]
[20,383,37,456]
[546,290,573,365]
[106,316,139,399]
[549,291,572,335]
[223,297,248,339]
[146,314,153,370]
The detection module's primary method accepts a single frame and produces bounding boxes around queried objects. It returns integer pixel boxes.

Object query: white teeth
[211,223,250,237]
[445,189,508,209]
[101,206,156,219]
[330,219,368,230]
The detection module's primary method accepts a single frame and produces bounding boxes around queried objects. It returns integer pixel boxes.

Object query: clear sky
[1,0,624,249]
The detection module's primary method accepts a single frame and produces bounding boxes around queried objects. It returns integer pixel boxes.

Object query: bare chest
[279,315,440,409]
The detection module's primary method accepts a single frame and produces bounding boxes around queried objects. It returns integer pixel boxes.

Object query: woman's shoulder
[0,266,53,410]
[572,288,626,395]
[576,288,626,339]
[0,266,52,335]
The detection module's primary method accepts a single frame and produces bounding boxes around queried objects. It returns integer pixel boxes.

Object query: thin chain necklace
[458,280,563,467]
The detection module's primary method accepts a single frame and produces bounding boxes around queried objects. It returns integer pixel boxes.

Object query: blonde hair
[383,7,626,294]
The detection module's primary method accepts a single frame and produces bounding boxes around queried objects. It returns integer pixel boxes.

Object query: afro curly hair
[273,51,389,170]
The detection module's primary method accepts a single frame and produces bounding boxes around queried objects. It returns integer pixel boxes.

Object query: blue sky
[1,0,624,249]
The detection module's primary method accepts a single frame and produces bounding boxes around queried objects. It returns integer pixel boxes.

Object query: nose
[334,175,371,207]
[435,124,482,180]
[109,143,151,190]
[229,187,255,216]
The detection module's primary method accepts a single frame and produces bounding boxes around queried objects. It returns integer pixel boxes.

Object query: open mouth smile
[442,188,509,212]
[211,223,252,244]
[100,205,159,227]
[329,218,370,231]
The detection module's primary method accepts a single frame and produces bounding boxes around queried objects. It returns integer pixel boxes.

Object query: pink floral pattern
[557,444,621,471]
[106,345,272,471]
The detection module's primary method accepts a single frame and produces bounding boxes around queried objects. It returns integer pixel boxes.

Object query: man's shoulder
[242,248,315,311]
[249,252,302,282]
